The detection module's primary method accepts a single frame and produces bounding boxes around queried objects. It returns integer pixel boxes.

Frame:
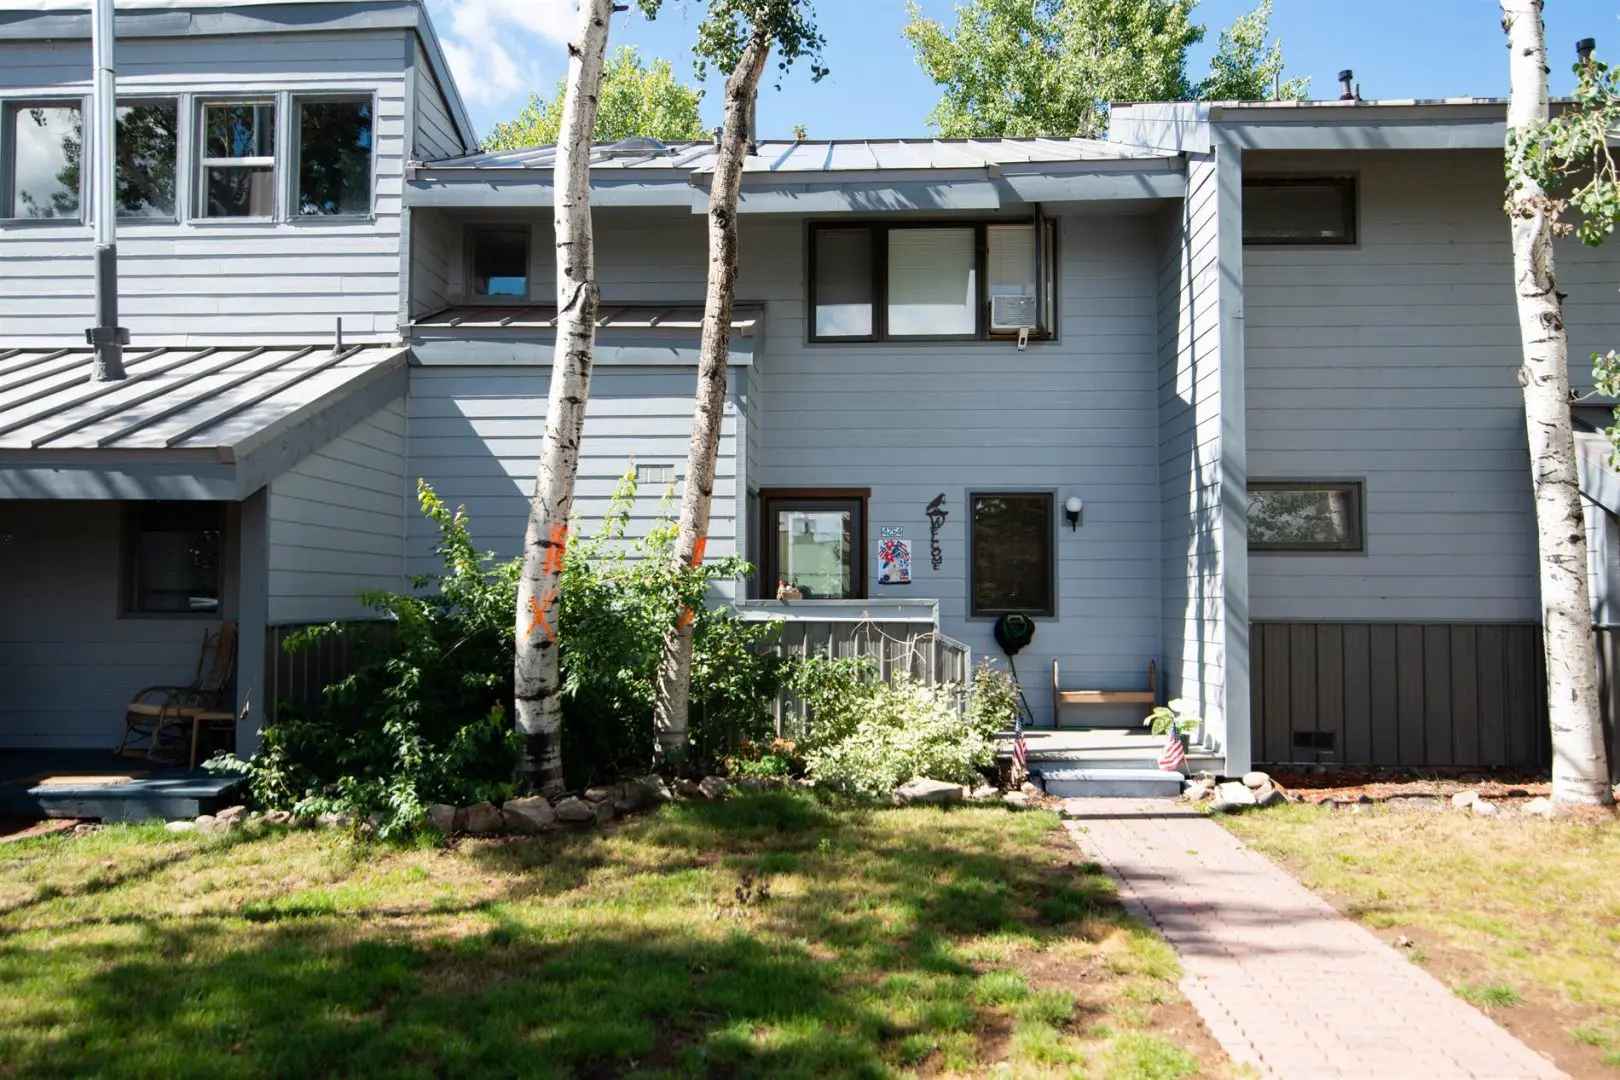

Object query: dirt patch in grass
[0,797,1237,1080]
[1224,802,1620,1079]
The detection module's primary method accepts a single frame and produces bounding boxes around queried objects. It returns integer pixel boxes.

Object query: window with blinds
[808,219,1056,342]
[126,503,225,615]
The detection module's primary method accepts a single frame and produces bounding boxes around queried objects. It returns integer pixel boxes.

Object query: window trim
[111,95,181,224]
[288,92,378,222]
[464,222,532,302]
[1,96,88,225]
[194,96,279,221]
[121,502,228,618]
[967,489,1058,619]
[807,218,1057,344]
[1241,175,1358,247]
[757,488,870,600]
[1246,479,1366,553]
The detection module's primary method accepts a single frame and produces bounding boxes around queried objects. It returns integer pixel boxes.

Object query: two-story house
[2,0,1616,786]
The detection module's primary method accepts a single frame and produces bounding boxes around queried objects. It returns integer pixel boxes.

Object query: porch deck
[0,750,245,822]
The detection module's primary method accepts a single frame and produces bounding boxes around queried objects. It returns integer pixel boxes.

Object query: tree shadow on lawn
[0,793,1128,1080]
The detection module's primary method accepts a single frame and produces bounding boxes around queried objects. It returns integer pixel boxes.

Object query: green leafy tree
[483,46,706,150]
[1196,0,1308,101]
[902,0,1303,139]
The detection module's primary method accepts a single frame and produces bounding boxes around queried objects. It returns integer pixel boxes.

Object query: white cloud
[428,0,575,106]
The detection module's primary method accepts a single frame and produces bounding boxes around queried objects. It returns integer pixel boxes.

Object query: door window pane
[296,99,373,216]
[470,228,529,297]
[888,227,976,336]
[813,227,874,338]
[127,503,224,614]
[970,493,1054,617]
[777,510,852,598]
[200,102,276,218]
[8,104,81,219]
[116,101,177,218]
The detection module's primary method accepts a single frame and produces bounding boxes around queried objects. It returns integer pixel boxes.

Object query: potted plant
[1144,698,1201,754]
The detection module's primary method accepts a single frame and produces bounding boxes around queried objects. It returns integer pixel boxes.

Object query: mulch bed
[0,817,78,843]
[1262,767,1552,806]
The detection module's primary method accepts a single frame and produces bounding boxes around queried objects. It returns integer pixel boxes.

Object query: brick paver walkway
[1064,798,1567,1080]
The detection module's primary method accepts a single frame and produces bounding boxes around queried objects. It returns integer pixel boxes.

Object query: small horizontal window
[469,227,529,298]
[970,492,1055,617]
[1243,177,1356,245]
[810,220,1056,342]
[1248,481,1364,552]
[126,502,225,615]
[6,102,82,220]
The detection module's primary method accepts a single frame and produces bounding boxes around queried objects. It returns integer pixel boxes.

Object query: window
[6,102,82,220]
[295,97,373,216]
[199,101,276,218]
[469,227,529,297]
[969,492,1055,617]
[1247,481,1364,552]
[125,503,225,615]
[1243,177,1356,245]
[115,100,178,219]
[759,491,867,599]
[809,220,1056,342]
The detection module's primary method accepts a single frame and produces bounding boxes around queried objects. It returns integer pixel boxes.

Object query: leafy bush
[788,657,1003,797]
[967,661,1023,735]
[219,469,789,833]
[723,737,801,779]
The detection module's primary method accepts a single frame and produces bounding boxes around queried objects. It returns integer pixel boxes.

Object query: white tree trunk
[514,0,614,797]
[1502,0,1614,806]
[651,28,772,765]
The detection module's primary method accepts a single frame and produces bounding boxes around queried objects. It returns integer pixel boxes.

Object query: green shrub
[217,469,788,833]
[789,658,1001,797]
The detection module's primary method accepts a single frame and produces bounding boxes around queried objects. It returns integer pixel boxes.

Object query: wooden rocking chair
[116,621,238,765]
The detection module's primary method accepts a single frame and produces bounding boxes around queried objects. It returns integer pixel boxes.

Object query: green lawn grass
[0,793,1225,1079]
[1222,802,1620,1074]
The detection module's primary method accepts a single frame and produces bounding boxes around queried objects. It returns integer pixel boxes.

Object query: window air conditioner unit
[990,294,1038,331]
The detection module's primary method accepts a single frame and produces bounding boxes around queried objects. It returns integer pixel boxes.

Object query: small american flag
[1012,709,1028,778]
[1157,729,1186,773]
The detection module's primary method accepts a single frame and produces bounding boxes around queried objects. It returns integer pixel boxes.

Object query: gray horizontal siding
[267,399,407,624]
[0,30,411,346]
[410,34,464,161]
[1240,149,1620,621]
[410,208,456,317]
[406,365,737,576]
[0,500,238,749]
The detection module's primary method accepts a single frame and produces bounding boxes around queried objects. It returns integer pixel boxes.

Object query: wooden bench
[1051,659,1157,726]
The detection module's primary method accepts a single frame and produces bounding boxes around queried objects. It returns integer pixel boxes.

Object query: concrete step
[1034,766,1186,799]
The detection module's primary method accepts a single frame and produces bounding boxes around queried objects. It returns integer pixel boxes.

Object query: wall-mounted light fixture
[1064,496,1083,531]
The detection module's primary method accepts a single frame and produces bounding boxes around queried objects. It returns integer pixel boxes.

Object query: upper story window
[5,102,82,219]
[116,101,178,219]
[809,219,1056,342]
[199,101,276,218]
[469,226,529,298]
[1243,176,1356,245]
[295,98,373,216]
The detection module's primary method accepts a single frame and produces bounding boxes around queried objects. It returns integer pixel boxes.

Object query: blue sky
[424,0,1620,143]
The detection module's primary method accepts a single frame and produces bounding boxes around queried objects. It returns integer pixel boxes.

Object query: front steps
[999,729,1223,798]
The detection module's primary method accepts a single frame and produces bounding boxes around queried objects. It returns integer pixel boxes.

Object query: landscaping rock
[735,777,764,793]
[193,814,219,832]
[502,796,555,832]
[215,805,248,827]
[616,776,669,812]
[1471,799,1499,818]
[427,804,462,835]
[1019,781,1041,796]
[697,776,729,801]
[1241,771,1271,791]
[591,799,615,824]
[462,802,504,835]
[1253,783,1290,808]
[1522,796,1557,819]
[553,796,596,825]
[967,785,1001,803]
[583,787,615,805]
[1210,781,1257,814]
[164,820,197,833]
[264,810,293,826]
[893,777,964,806]
[1002,791,1030,809]
[672,778,702,800]
[1384,795,1444,813]
[315,811,350,830]
[1450,790,1479,809]
[1183,775,1217,804]
[641,776,674,805]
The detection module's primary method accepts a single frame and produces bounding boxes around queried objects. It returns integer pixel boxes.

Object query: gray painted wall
[409,33,463,162]
[0,29,413,345]
[1157,151,1230,751]
[267,398,408,623]
[0,499,238,749]
[1243,149,1620,622]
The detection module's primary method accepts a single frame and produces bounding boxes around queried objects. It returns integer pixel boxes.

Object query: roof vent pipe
[87,0,128,381]
[1577,38,1597,65]
[712,125,721,147]
[1337,69,1355,101]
